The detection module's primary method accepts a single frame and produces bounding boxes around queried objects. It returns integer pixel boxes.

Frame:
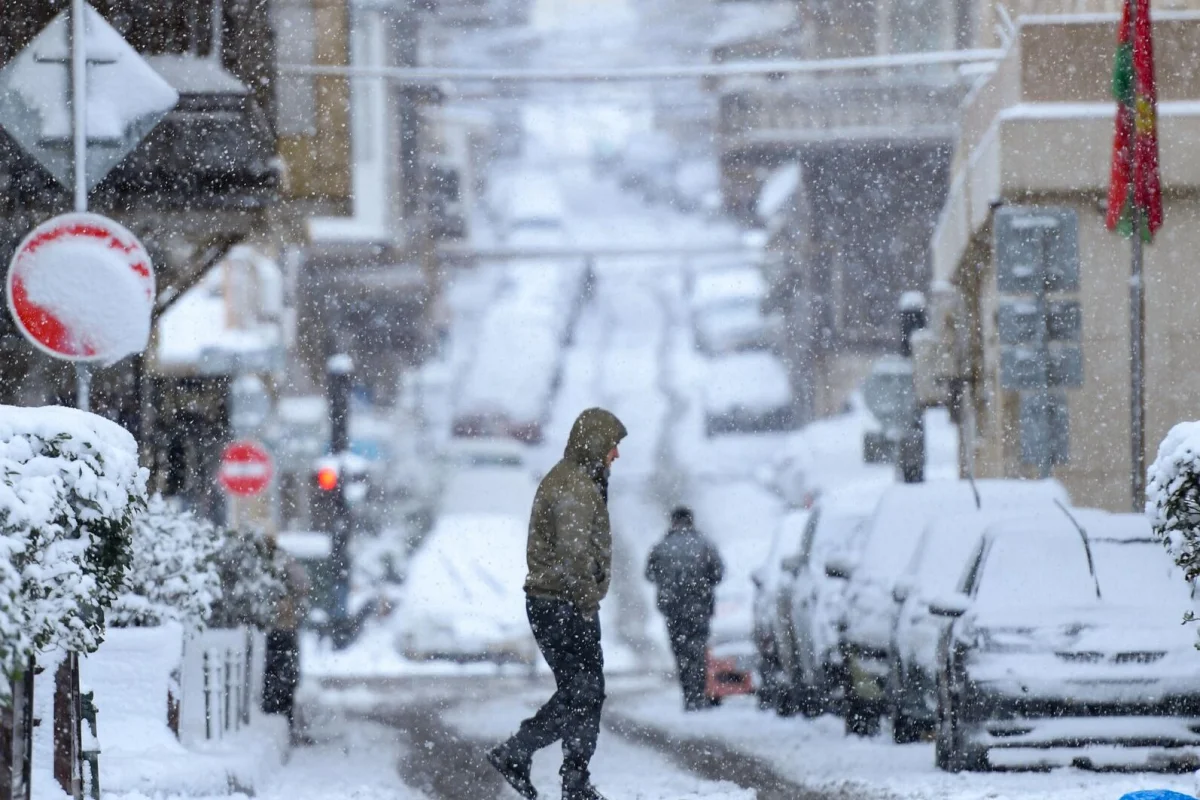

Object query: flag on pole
[1107,0,1163,241]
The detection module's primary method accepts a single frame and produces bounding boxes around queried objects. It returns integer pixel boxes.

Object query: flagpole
[1129,0,1145,513]
[1131,209,1145,513]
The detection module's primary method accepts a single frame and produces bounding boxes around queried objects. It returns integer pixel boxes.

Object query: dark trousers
[262,629,300,725]
[510,596,605,777]
[665,616,710,709]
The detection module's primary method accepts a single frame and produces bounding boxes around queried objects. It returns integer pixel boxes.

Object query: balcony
[719,72,969,149]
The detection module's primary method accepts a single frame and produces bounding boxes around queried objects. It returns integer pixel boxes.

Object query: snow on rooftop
[708,1,796,48]
[155,250,283,373]
[276,531,333,560]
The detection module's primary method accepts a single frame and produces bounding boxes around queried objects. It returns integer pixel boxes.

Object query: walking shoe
[487,744,537,799]
[561,771,607,800]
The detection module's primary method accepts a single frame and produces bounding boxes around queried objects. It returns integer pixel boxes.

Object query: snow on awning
[755,162,801,223]
[154,246,284,376]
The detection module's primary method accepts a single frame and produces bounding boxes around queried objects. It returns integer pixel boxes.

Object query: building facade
[926,6,1200,510]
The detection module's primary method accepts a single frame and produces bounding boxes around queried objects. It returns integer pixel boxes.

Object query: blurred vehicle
[502,169,565,243]
[394,513,536,665]
[888,508,1051,743]
[774,479,890,717]
[751,509,811,711]
[703,352,793,436]
[671,158,721,215]
[445,436,531,470]
[690,267,770,356]
[439,456,537,521]
[933,512,1200,772]
[617,130,678,203]
[838,479,1070,736]
[756,438,814,510]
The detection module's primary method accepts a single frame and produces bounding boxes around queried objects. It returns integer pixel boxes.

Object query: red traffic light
[316,465,339,491]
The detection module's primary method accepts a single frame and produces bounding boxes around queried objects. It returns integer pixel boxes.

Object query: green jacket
[524,408,627,614]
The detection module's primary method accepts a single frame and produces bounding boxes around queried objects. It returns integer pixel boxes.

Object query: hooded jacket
[524,408,627,614]
[645,523,724,621]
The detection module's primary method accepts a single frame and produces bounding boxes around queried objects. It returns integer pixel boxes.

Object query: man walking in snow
[645,507,724,711]
[489,408,627,800]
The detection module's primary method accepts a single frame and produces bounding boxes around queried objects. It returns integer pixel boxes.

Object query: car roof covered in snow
[973,511,1191,612]
[904,508,1050,597]
[690,267,767,310]
[702,352,791,412]
[856,479,1070,583]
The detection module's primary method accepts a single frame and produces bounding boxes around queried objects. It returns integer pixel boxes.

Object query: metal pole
[70,0,92,415]
[1129,0,1146,513]
[1131,213,1145,511]
[70,0,87,215]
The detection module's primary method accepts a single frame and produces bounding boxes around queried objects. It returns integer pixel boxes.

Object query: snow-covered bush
[110,495,223,629]
[207,530,286,630]
[0,406,148,698]
[1147,421,1200,582]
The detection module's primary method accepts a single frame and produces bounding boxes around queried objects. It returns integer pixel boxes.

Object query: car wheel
[935,674,988,772]
[889,659,922,744]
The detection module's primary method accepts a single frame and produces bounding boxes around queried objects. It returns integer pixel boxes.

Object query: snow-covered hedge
[0,406,148,697]
[1148,421,1200,582]
[207,531,286,630]
[110,495,223,630]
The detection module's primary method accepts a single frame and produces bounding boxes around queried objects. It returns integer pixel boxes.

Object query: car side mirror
[780,555,802,577]
[928,594,970,619]
[824,556,853,581]
[892,578,913,604]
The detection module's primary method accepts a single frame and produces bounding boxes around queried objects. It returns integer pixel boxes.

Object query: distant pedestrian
[645,507,724,711]
[261,535,311,746]
[489,408,627,800]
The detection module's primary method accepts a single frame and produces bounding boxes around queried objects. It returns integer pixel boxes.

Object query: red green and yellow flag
[1107,0,1163,241]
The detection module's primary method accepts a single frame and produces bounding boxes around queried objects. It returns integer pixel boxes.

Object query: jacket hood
[564,407,627,466]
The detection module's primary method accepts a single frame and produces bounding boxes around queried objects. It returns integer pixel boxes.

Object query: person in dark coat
[488,408,627,800]
[645,507,724,711]
[261,535,311,745]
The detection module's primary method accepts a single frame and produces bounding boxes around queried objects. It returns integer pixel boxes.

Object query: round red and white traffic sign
[5,212,155,364]
[218,441,274,497]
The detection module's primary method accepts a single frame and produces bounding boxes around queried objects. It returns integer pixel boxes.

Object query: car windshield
[1093,540,1192,607]
[973,533,1098,610]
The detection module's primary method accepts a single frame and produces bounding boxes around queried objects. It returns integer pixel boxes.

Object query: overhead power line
[279,48,1003,85]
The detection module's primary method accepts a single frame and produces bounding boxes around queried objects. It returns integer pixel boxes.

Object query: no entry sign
[218,440,274,497]
[6,212,154,364]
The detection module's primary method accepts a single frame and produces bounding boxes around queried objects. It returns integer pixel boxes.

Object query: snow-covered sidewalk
[610,684,1200,800]
[103,704,428,800]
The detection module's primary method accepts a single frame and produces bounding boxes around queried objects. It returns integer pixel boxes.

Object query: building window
[890,0,947,53]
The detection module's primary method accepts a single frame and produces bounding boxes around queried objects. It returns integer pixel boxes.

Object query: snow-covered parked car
[690,267,770,356]
[933,512,1200,772]
[703,352,793,436]
[774,479,889,717]
[838,479,1070,736]
[751,509,811,711]
[888,508,1060,742]
[394,513,536,665]
[453,305,561,444]
[439,457,538,521]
